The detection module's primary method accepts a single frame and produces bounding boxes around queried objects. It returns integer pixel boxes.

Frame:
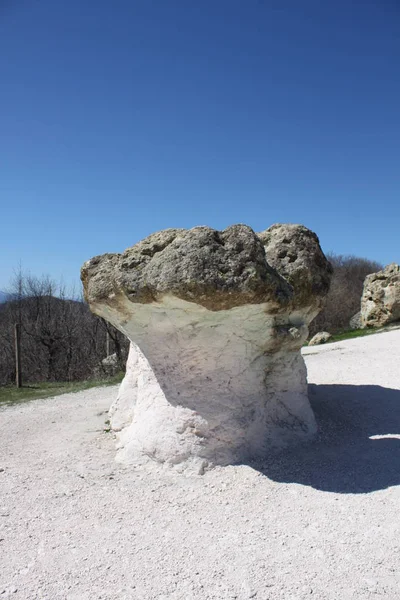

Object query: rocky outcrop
[101,353,119,375]
[361,263,400,328]
[349,312,362,330]
[308,331,332,346]
[93,353,125,378]
[82,224,332,473]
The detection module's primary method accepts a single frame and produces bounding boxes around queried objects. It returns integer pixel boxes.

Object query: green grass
[328,328,381,343]
[304,324,399,346]
[0,372,124,407]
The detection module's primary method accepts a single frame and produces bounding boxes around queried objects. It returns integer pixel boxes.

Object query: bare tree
[309,254,383,335]
[0,271,128,385]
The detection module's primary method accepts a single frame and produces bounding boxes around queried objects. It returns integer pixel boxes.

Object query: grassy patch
[305,325,399,346]
[0,372,124,407]
[328,328,380,343]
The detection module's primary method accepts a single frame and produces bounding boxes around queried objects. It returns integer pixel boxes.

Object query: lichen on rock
[81,223,332,473]
[361,263,400,328]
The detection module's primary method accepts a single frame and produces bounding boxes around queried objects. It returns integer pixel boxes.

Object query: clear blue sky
[1,0,399,291]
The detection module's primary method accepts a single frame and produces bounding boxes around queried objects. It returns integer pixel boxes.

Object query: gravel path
[1,330,399,600]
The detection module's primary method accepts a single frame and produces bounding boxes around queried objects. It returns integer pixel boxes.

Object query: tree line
[0,273,128,386]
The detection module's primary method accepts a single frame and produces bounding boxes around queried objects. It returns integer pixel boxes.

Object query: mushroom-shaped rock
[81,224,332,473]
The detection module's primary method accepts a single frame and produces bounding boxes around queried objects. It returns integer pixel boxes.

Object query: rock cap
[82,223,331,313]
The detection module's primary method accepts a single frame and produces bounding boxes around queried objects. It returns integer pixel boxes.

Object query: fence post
[15,323,22,388]
[106,330,111,357]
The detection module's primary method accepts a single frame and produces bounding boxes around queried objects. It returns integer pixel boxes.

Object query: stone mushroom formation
[81,224,332,473]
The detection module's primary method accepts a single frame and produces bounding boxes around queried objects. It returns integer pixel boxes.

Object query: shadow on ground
[254,384,400,494]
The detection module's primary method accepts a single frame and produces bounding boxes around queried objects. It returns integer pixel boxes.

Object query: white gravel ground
[1,330,399,600]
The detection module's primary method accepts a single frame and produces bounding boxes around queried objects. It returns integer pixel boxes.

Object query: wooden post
[15,323,22,388]
[106,331,111,357]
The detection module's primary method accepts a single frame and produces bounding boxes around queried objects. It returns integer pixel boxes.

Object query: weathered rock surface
[82,224,332,472]
[258,224,332,316]
[349,311,362,330]
[361,263,400,328]
[102,352,119,373]
[93,352,124,378]
[308,331,332,346]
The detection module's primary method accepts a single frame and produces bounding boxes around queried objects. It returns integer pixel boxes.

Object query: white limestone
[99,295,316,473]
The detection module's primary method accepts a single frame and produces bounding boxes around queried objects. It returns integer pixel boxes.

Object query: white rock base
[104,297,317,473]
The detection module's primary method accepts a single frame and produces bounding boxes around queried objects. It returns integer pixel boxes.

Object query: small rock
[349,311,362,330]
[308,331,332,346]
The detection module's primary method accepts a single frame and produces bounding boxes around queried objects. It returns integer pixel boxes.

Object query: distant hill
[0,291,8,303]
